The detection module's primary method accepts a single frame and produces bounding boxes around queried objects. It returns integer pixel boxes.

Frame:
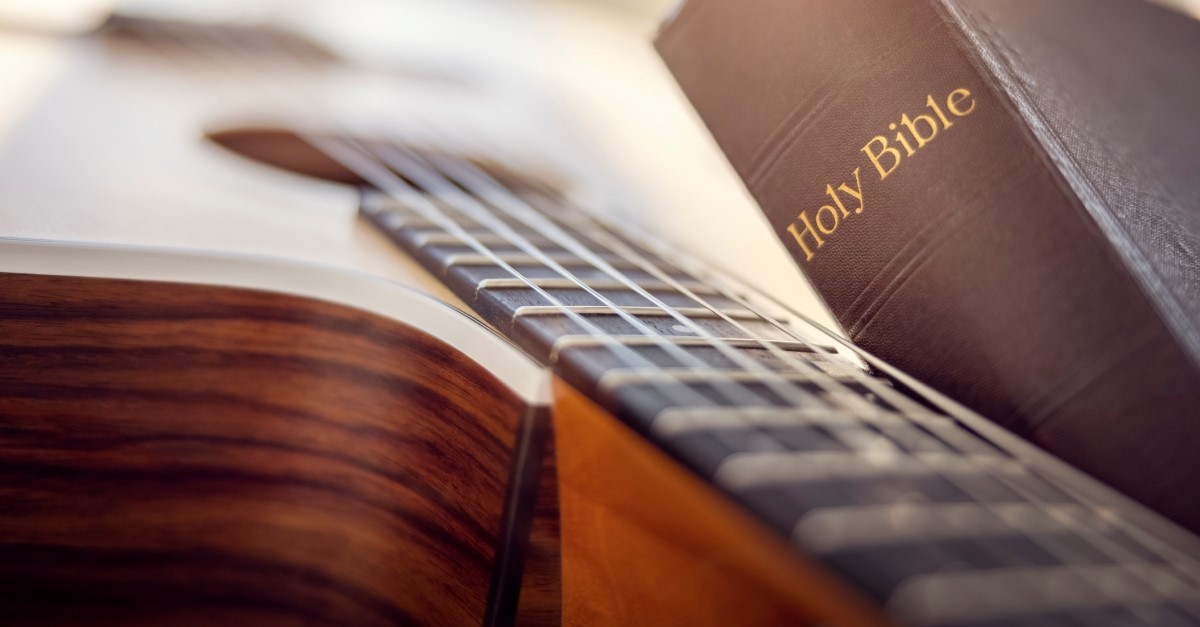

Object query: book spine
[657,0,1200,531]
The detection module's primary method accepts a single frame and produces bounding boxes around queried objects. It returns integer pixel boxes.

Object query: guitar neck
[350,143,1200,626]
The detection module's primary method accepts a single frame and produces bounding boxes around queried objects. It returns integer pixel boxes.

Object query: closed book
[656,0,1200,532]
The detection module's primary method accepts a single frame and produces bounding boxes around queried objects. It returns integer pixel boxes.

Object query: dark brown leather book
[657,0,1200,533]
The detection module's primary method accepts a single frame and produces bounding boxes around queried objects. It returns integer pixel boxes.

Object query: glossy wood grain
[0,272,529,625]
[513,424,562,627]
[551,378,889,627]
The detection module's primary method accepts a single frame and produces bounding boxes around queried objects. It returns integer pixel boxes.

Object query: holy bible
[657,0,1200,533]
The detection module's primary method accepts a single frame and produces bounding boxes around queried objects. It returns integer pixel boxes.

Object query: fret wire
[889,564,1200,626]
[796,502,1106,554]
[548,336,818,364]
[147,22,1200,621]
[475,277,720,297]
[426,155,1195,622]
[595,368,858,396]
[510,305,758,321]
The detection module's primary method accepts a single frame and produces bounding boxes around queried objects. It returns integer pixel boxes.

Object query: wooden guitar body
[0,264,539,625]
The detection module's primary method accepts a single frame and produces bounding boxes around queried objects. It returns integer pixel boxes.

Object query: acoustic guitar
[1,2,1198,626]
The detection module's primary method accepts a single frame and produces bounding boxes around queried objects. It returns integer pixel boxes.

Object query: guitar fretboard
[356,147,1200,627]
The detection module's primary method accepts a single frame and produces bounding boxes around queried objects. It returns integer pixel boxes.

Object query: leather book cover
[657,0,1200,532]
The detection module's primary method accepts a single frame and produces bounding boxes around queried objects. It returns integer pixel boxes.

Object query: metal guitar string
[137,19,1200,623]
[410,130,1200,623]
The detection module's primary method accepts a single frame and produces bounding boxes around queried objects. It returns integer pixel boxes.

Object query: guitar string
[410,134,1200,623]
[136,19,1199,620]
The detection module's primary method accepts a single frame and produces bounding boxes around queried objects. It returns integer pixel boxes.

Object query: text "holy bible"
[788,87,978,262]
